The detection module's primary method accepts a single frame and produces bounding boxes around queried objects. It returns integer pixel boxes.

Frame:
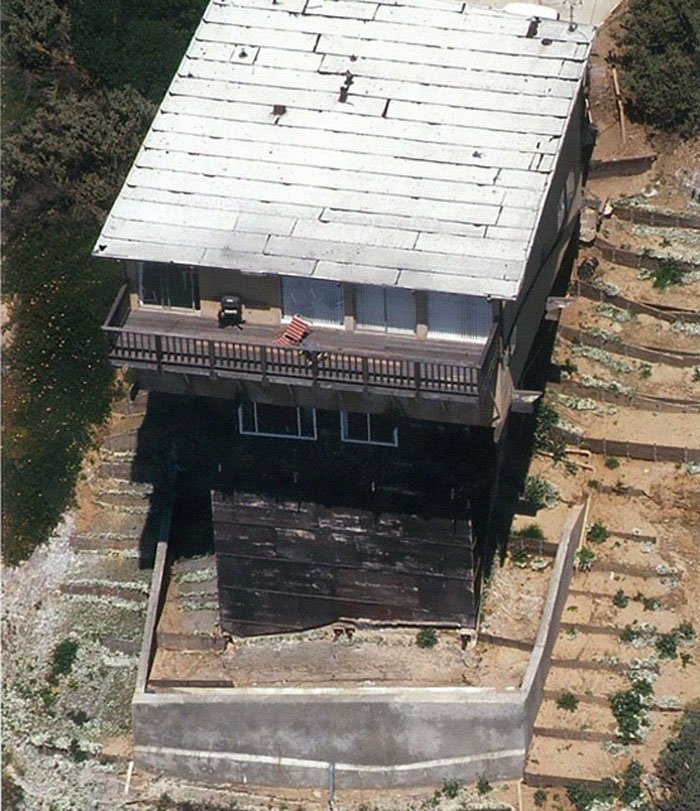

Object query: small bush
[651,259,687,290]
[638,362,653,379]
[576,547,596,572]
[692,366,700,383]
[656,633,678,660]
[556,691,579,712]
[533,400,560,454]
[441,779,461,799]
[605,456,620,469]
[533,788,547,807]
[68,738,88,763]
[513,522,545,540]
[610,682,652,742]
[587,521,609,544]
[476,775,492,795]
[619,759,645,805]
[566,782,616,811]
[675,621,695,643]
[522,476,559,510]
[48,638,79,685]
[613,589,630,609]
[416,628,438,649]
[510,546,528,567]
[620,623,640,643]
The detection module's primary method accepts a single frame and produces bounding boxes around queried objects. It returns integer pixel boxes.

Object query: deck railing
[103,288,498,399]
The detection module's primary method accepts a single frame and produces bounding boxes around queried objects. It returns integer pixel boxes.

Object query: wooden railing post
[260,345,268,381]
[208,340,216,379]
[155,335,163,374]
[361,356,369,387]
[414,360,421,392]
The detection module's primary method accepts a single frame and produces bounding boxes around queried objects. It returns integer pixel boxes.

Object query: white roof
[94,0,595,300]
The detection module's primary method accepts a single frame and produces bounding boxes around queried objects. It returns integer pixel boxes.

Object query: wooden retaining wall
[552,427,700,464]
[558,324,700,367]
[574,279,700,324]
[555,380,700,414]
[595,237,698,273]
[588,154,656,179]
[612,204,700,230]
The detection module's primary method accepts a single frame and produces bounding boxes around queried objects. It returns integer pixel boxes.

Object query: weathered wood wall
[212,490,476,635]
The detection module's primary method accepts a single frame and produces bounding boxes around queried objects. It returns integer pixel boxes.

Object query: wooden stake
[612,67,627,143]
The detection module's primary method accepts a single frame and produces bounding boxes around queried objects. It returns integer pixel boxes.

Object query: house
[97,0,595,634]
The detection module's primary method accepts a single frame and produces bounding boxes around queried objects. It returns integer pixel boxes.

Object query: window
[137,262,200,310]
[280,277,344,326]
[340,412,398,447]
[355,285,415,333]
[238,403,317,440]
[426,293,492,342]
[557,170,578,231]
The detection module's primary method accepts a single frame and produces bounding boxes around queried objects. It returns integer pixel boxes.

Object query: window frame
[238,403,318,441]
[339,411,399,447]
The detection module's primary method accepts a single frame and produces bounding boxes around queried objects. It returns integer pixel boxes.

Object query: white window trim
[238,403,318,441]
[340,412,398,447]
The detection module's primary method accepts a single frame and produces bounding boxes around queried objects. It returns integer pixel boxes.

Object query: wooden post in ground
[612,67,627,143]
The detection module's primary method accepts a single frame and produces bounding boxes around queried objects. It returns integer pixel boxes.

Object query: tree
[655,702,700,810]
[612,0,700,136]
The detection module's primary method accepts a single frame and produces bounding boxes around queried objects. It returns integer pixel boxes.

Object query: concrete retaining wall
[132,504,587,788]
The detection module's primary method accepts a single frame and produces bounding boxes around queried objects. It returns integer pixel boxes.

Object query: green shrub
[613,589,630,609]
[675,621,695,643]
[587,521,609,544]
[533,788,547,807]
[610,682,651,742]
[566,781,616,811]
[556,691,579,712]
[533,400,560,454]
[2,222,123,564]
[67,0,208,103]
[49,638,79,684]
[576,547,596,572]
[416,628,438,649]
[604,456,620,469]
[651,259,687,290]
[513,522,545,540]
[656,633,679,660]
[476,775,492,795]
[441,779,461,798]
[3,87,154,225]
[619,760,645,805]
[620,623,640,643]
[611,0,700,136]
[522,476,559,509]
[655,701,700,810]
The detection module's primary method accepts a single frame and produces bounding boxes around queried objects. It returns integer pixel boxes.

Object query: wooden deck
[212,491,476,636]
[103,286,498,399]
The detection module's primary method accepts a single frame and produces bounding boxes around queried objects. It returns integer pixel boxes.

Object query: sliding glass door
[355,285,415,333]
[138,263,200,311]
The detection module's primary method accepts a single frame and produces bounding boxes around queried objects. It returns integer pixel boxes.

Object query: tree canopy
[612,0,700,137]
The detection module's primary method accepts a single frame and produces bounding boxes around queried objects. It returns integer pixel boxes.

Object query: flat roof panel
[95,0,595,299]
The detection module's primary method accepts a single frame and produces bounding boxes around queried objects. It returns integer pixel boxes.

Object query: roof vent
[526,18,540,37]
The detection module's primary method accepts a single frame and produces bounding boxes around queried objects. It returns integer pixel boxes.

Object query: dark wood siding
[213,491,476,635]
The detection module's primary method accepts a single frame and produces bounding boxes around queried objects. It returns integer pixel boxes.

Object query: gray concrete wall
[132,503,587,788]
